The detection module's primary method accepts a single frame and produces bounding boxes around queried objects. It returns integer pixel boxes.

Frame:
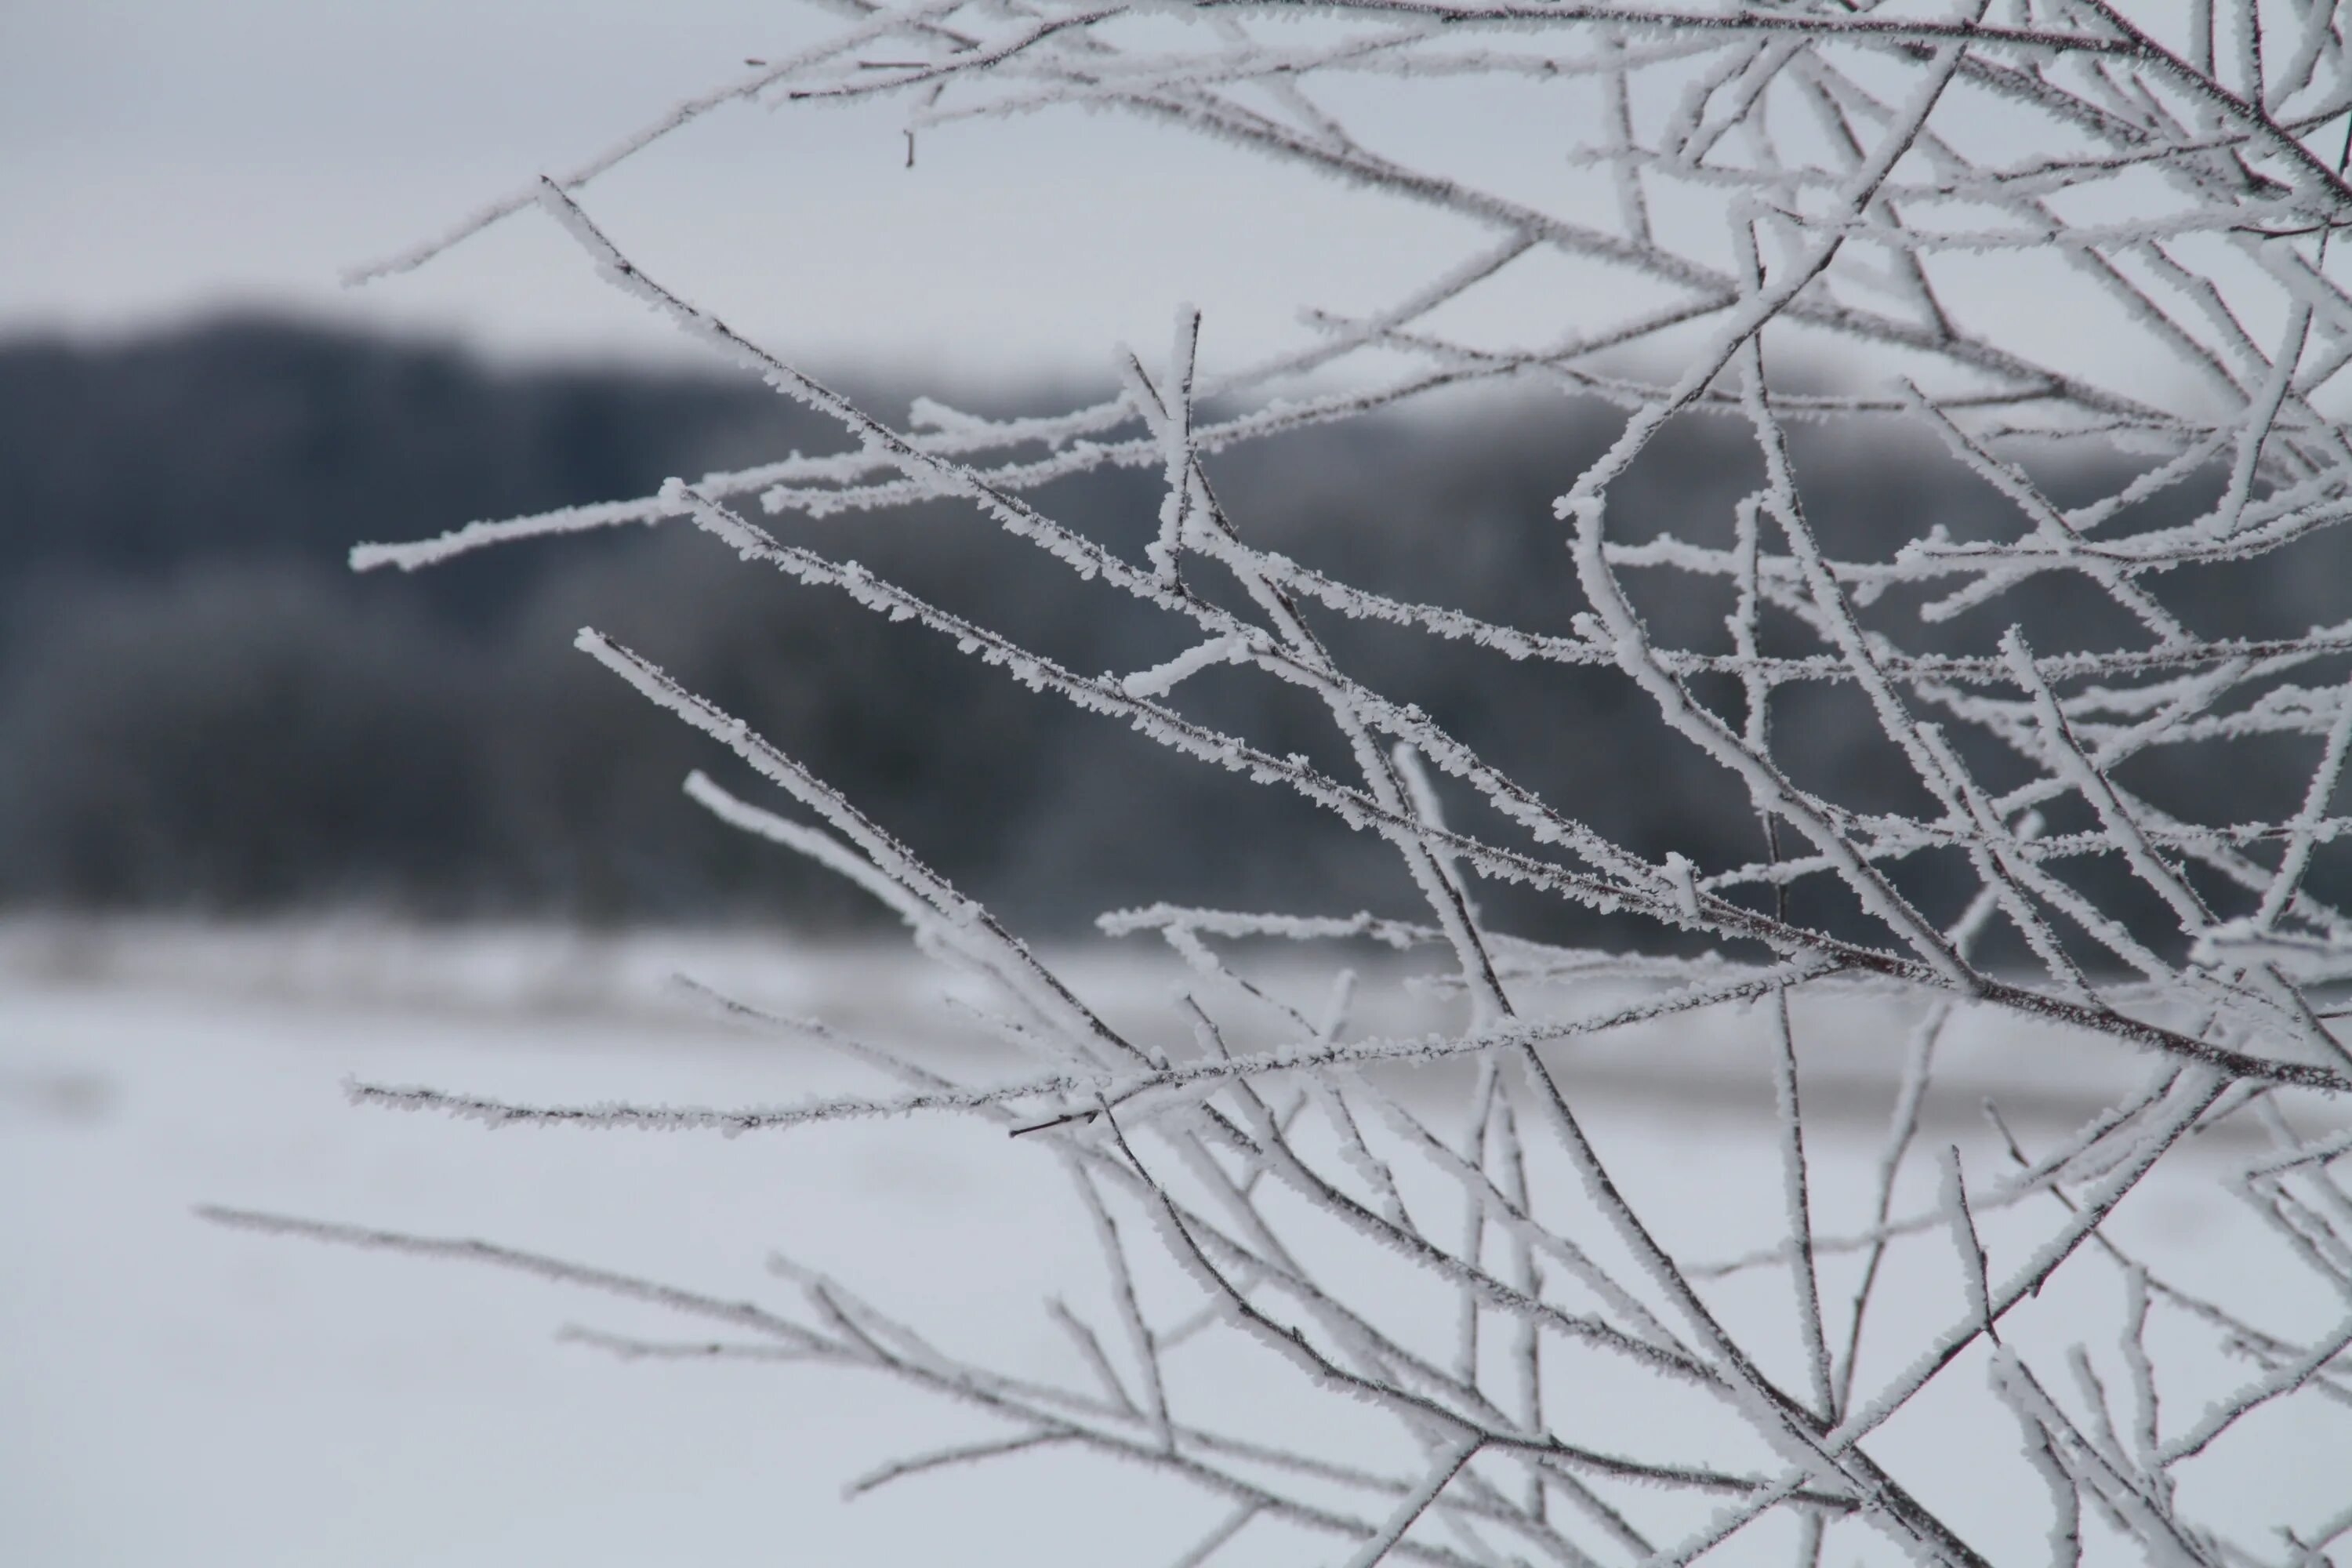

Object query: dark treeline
[1,316,2335,954]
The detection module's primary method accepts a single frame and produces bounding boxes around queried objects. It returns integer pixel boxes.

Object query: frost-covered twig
[245,3,2352,1559]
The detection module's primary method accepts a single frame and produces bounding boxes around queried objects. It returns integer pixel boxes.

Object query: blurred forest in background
[5,318,2334,943]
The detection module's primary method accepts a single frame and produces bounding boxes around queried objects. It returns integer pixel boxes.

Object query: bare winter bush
[214,3,2352,1563]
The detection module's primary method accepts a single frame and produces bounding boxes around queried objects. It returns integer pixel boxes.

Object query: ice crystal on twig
[218,4,2352,1561]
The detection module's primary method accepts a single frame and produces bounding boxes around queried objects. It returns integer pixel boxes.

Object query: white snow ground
[2,921,2344,1565]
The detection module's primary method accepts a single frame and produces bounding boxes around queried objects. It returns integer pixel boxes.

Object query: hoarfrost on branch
[229,3,2352,1563]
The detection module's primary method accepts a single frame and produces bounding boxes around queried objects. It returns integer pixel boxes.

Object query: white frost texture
[165,2,2352,1563]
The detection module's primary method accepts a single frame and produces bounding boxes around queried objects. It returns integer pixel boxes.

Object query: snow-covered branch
[273,2,2352,1559]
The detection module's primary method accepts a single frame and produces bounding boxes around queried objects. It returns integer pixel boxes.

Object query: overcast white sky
[0,0,2270,406]
[2,0,1546,380]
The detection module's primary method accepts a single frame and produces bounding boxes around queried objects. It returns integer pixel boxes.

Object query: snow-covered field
[2,922,2343,1565]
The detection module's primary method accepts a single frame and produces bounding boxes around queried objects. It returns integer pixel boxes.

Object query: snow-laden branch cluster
[225,2,2352,1562]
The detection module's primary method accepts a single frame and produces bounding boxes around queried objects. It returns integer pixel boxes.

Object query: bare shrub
[217,5,2352,1562]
